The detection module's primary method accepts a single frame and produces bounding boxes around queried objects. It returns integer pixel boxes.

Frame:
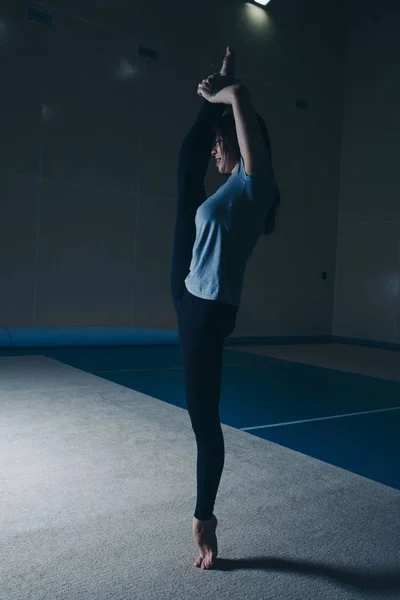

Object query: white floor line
[240,406,400,431]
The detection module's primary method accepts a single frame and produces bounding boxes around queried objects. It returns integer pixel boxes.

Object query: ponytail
[256,114,280,235]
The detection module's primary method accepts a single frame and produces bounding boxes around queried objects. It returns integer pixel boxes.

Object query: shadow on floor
[213,556,400,593]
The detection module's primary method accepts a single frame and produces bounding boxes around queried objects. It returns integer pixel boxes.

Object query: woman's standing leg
[178,298,227,521]
[177,294,237,568]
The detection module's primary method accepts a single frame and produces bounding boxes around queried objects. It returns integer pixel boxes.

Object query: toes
[201,553,216,570]
[193,548,218,570]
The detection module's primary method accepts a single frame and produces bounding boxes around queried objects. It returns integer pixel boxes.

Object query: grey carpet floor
[1,355,399,600]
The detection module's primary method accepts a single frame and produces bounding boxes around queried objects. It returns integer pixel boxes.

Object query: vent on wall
[137,45,158,61]
[26,7,53,26]
[296,98,309,110]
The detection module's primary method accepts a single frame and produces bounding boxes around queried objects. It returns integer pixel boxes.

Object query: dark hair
[215,110,280,235]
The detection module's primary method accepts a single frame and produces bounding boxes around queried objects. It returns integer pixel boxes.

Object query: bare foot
[220,45,235,78]
[192,515,218,570]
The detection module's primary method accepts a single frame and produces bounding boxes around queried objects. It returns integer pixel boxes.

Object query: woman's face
[211,133,239,175]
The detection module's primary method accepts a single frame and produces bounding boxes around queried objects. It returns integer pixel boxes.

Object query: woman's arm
[230,85,267,175]
[197,81,266,176]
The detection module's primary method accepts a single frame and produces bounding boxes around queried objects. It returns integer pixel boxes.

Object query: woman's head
[213,110,280,235]
[211,112,240,175]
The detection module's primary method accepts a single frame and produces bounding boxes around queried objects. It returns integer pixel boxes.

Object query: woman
[170,47,280,570]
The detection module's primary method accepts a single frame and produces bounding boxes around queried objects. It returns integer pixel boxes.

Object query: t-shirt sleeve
[237,157,253,181]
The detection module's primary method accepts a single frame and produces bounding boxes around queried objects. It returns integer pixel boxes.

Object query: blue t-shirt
[185,156,276,307]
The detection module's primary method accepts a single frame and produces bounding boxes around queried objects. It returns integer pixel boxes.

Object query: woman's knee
[189,411,222,437]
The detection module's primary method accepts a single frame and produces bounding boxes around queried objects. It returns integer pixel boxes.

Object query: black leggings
[171,101,238,520]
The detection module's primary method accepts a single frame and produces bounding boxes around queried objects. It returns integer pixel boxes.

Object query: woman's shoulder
[237,155,272,181]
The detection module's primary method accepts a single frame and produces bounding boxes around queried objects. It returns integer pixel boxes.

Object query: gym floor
[2,341,399,490]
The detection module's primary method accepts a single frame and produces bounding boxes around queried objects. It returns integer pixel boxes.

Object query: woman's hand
[197,73,233,100]
[197,75,241,104]
[197,46,239,103]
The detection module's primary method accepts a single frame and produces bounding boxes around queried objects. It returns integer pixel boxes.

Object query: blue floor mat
[1,345,399,490]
